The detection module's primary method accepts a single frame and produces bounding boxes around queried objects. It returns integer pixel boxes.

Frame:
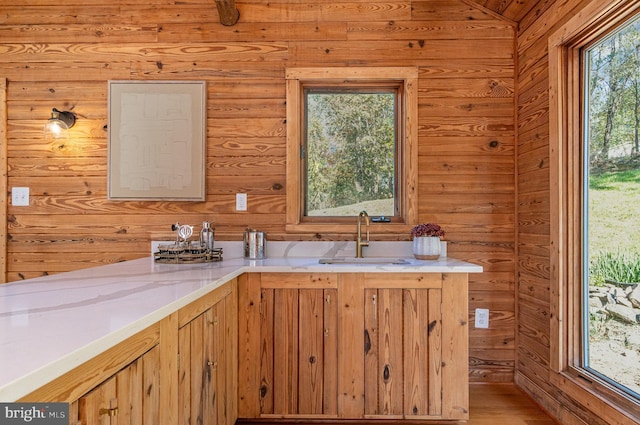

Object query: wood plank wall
[515,0,639,424]
[0,0,516,382]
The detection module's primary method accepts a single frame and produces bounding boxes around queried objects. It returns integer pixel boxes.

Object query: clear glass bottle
[200,221,215,252]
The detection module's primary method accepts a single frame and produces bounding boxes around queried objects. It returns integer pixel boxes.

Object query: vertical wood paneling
[78,375,116,425]
[337,274,365,417]
[298,289,324,414]
[323,289,338,416]
[273,288,299,414]
[116,357,141,425]
[378,288,403,416]
[141,345,160,425]
[260,288,274,414]
[190,313,206,425]
[178,321,192,425]
[441,273,469,419]
[0,0,517,383]
[224,282,239,425]
[403,288,429,416]
[159,312,178,425]
[177,290,235,425]
[364,289,379,415]
[427,289,442,415]
[237,274,261,418]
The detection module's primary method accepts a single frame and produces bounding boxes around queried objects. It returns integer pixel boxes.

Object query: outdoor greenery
[305,91,395,216]
[590,250,640,286]
[585,12,640,396]
[587,14,640,285]
[588,169,640,285]
[587,17,640,163]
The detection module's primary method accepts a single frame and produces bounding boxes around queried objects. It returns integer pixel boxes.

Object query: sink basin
[318,257,410,265]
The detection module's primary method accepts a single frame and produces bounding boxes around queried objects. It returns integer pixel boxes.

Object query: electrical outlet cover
[12,187,29,206]
[475,308,489,329]
[236,193,247,211]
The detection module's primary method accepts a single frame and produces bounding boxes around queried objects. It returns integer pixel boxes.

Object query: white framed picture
[108,80,206,201]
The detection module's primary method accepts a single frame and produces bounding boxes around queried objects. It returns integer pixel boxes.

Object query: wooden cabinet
[238,272,469,421]
[77,345,160,425]
[177,285,237,425]
[18,270,468,424]
[20,279,238,425]
[261,274,338,416]
[362,281,442,417]
[237,273,339,417]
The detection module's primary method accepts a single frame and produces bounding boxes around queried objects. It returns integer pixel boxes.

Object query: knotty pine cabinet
[20,279,238,425]
[237,272,469,421]
[177,285,237,425]
[76,345,160,425]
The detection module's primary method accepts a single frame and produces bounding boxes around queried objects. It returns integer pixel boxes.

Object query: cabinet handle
[99,407,118,417]
[372,293,377,322]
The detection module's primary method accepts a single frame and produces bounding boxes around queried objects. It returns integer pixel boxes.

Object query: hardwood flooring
[467,383,558,425]
[237,383,559,425]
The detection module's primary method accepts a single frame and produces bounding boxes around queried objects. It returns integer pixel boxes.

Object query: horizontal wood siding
[0,0,516,382]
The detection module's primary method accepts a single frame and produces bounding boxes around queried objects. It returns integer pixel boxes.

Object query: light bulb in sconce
[44,108,76,142]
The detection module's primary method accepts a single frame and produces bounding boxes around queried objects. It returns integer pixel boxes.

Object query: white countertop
[0,241,481,401]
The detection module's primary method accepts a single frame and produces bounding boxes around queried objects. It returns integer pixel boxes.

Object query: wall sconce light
[44,108,76,142]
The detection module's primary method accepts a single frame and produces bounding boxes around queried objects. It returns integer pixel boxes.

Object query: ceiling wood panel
[466,0,551,27]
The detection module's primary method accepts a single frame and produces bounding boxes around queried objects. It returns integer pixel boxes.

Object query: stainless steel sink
[318,257,410,265]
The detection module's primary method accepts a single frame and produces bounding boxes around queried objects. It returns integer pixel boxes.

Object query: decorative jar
[412,236,441,260]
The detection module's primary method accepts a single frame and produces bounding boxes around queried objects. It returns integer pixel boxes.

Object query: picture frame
[107,80,206,201]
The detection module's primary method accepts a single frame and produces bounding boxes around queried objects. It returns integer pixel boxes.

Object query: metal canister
[244,228,267,259]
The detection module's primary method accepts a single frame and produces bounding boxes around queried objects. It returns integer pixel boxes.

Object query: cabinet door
[77,345,160,425]
[259,287,338,416]
[178,289,236,425]
[363,288,442,418]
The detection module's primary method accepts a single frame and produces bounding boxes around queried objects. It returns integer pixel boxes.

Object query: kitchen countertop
[0,241,482,401]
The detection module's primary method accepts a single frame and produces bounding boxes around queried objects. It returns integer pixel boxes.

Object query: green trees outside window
[584,13,640,397]
[304,91,396,217]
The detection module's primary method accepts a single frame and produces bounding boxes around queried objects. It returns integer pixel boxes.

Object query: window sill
[285,222,412,236]
[550,368,640,423]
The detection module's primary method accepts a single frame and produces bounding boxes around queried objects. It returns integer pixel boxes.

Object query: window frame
[549,0,640,417]
[285,67,418,234]
[302,83,402,221]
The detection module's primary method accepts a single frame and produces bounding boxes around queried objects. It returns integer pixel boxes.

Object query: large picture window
[583,14,640,398]
[550,0,640,413]
[285,68,418,234]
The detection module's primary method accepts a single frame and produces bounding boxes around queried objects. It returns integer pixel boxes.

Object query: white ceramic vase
[413,236,441,260]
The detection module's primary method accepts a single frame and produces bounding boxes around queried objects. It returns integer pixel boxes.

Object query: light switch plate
[475,308,489,328]
[236,193,247,211]
[12,187,29,206]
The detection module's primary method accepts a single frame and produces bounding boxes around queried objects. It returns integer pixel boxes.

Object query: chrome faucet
[356,210,370,258]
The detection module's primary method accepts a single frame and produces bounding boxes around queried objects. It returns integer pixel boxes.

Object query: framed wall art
[108,80,206,201]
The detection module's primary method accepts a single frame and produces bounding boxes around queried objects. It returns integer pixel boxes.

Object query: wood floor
[467,383,558,425]
[237,383,559,425]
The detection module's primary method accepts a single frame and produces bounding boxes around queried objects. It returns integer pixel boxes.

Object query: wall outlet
[236,193,247,211]
[475,308,489,329]
[12,187,30,206]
